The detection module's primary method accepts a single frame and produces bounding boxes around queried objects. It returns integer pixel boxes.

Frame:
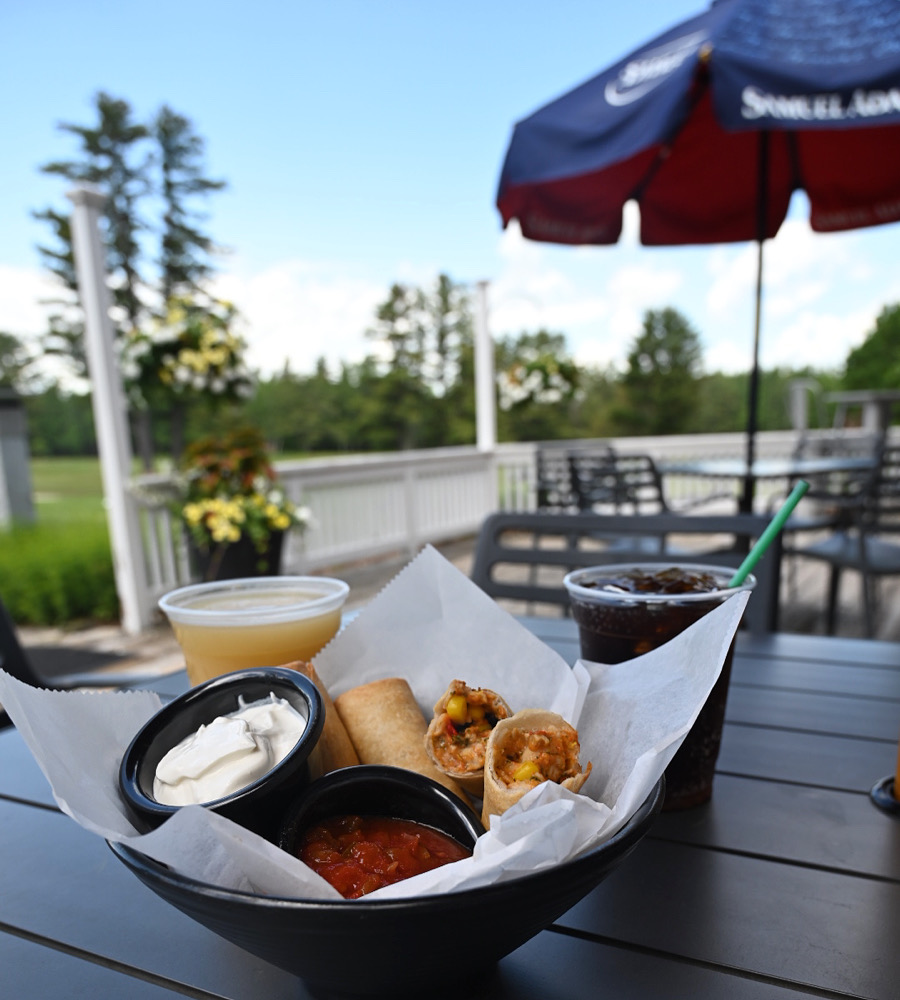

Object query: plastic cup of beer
[563,563,755,811]
[159,576,350,686]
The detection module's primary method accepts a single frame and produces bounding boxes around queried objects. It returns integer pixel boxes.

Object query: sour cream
[153,693,308,806]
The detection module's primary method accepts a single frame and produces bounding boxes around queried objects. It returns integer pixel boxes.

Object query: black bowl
[277,764,485,863]
[109,777,664,998]
[119,666,324,840]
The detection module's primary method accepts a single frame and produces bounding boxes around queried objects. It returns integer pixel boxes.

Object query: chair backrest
[571,452,670,514]
[0,596,43,687]
[536,444,616,511]
[865,442,900,529]
[535,447,580,510]
[470,510,782,635]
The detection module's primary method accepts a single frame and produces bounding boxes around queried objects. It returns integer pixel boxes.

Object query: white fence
[130,427,879,626]
[133,444,532,608]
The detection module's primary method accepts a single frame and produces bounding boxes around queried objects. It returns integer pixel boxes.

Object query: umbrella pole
[741,131,769,514]
[741,237,764,513]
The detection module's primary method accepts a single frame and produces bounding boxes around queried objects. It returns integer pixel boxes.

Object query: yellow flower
[223,500,246,523]
[178,349,208,374]
[183,503,204,525]
[203,346,229,367]
[210,517,241,544]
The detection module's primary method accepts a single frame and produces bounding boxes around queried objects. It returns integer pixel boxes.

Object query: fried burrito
[334,677,468,802]
[482,709,591,826]
[283,660,360,774]
[424,680,512,796]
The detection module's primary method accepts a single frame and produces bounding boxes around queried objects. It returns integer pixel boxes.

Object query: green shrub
[0,520,119,626]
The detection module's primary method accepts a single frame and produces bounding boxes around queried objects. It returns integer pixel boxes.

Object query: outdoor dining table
[1,620,899,998]
[659,453,877,482]
[660,453,878,513]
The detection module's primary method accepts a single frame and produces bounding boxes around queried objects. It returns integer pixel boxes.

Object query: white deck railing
[130,427,880,623]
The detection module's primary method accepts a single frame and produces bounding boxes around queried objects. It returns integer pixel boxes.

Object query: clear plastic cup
[563,563,755,810]
[159,576,349,686]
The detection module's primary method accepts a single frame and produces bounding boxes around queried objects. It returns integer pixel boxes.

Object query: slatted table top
[1,625,898,999]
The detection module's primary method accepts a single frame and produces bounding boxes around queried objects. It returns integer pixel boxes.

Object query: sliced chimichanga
[424,680,512,796]
[333,677,469,803]
[482,709,591,826]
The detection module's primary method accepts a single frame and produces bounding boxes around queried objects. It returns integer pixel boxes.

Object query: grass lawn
[5,451,314,626]
[2,456,118,625]
[29,455,108,525]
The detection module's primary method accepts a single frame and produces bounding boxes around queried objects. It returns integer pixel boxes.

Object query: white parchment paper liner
[0,544,748,901]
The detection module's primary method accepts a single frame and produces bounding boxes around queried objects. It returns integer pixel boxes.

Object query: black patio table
[660,454,877,481]
[660,453,878,514]
[1,622,899,999]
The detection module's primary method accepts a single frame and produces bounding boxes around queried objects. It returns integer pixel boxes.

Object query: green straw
[728,479,811,587]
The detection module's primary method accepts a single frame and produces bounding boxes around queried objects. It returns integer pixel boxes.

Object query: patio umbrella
[496,0,900,512]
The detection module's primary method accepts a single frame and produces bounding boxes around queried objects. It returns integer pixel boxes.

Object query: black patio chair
[536,443,616,511]
[0,595,171,727]
[570,452,671,513]
[786,442,900,636]
[572,450,734,517]
[470,510,782,636]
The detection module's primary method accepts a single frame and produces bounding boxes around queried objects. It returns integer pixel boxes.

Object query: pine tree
[154,106,226,301]
[35,92,150,375]
[31,208,85,374]
[33,94,233,466]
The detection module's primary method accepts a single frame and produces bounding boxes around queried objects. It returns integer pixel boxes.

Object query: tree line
[5,292,866,458]
[2,92,896,460]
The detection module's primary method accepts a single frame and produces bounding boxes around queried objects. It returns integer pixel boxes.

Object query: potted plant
[178,427,310,581]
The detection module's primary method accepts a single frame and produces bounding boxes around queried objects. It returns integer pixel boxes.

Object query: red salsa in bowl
[297,814,471,899]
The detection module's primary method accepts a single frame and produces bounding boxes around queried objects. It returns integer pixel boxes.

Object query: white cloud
[698,220,900,373]
[211,261,386,377]
[0,265,59,336]
[491,223,686,369]
[487,214,890,377]
[597,261,684,364]
[765,304,878,371]
[491,225,594,339]
[705,243,757,321]
[706,337,757,374]
[620,200,642,247]
[4,210,896,391]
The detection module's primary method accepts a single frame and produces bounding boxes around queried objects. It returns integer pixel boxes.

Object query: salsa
[296,814,471,899]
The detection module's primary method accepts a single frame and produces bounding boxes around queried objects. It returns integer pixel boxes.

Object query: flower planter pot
[191,531,285,582]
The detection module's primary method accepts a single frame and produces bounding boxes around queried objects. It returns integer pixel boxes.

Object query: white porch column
[474,280,496,453]
[68,185,152,634]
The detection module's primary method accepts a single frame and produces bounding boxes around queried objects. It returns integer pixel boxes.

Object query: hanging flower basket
[120,294,254,410]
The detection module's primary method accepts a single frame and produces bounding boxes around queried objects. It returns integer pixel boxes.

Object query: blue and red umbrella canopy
[497,0,900,247]
[497,0,900,512]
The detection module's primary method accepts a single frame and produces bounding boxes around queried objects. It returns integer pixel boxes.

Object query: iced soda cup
[159,576,349,686]
[563,563,755,810]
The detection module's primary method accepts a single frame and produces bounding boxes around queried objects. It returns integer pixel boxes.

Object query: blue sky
[3,0,900,384]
